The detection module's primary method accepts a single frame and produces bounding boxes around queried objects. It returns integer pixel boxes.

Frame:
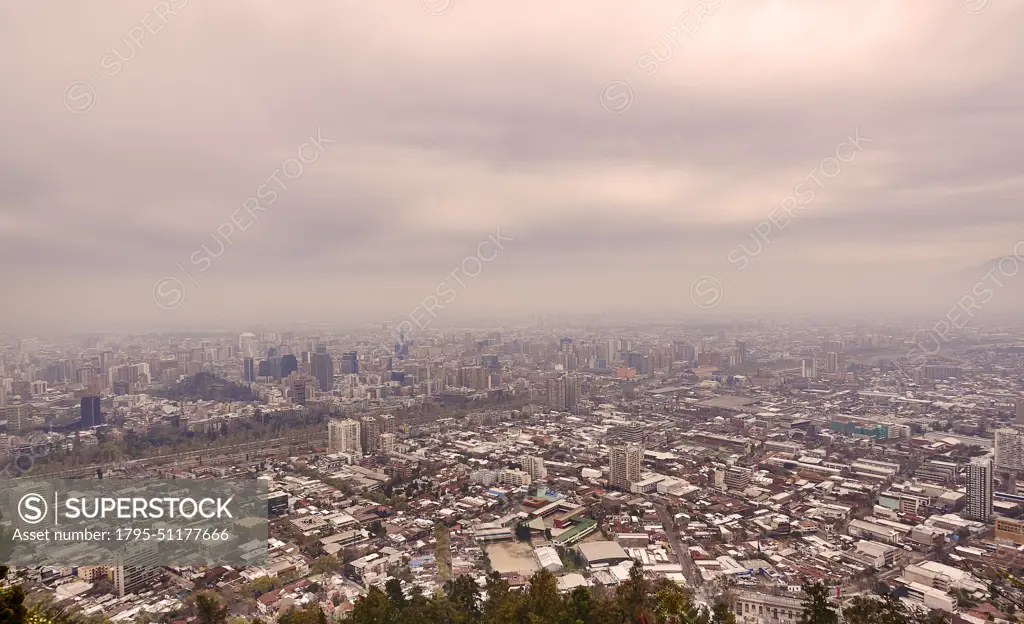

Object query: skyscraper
[341,351,359,375]
[80,396,102,427]
[243,357,256,382]
[826,352,840,375]
[547,374,580,412]
[379,432,396,455]
[238,332,257,358]
[114,543,161,597]
[378,413,396,435]
[281,354,299,378]
[328,419,361,454]
[801,357,817,379]
[1016,397,1024,425]
[609,444,642,491]
[361,415,380,454]
[311,350,334,393]
[966,458,994,521]
[996,428,1024,471]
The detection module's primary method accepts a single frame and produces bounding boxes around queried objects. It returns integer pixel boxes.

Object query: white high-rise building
[328,419,361,454]
[609,444,642,491]
[966,458,994,521]
[996,428,1024,471]
[521,455,547,482]
[801,357,817,379]
[114,543,161,597]
[379,433,396,455]
[5,403,29,433]
[238,332,258,358]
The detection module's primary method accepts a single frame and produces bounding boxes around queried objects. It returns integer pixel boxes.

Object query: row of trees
[350,563,717,624]
[346,564,955,624]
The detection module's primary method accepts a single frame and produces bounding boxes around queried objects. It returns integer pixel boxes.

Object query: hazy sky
[2,0,1023,330]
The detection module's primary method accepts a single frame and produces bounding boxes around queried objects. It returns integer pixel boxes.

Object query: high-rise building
[966,458,994,521]
[80,396,102,427]
[328,419,361,454]
[341,351,359,375]
[547,374,580,412]
[801,357,817,379]
[290,376,316,405]
[996,428,1024,471]
[238,332,257,358]
[1016,398,1024,425]
[311,350,334,393]
[99,350,115,373]
[620,421,645,447]
[114,543,161,597]
[281,354,299,378]
[823,340,844,353]
[609,444,642,491]
[379,432,396,455]
[243,357,256,382]
[361,415,380,454]
[0,386,6,408]
[521,455,547,482]
[825,352,840,375]
[107,363,150,387]
[5,403,29,433]
[379,413,396,435]
[735,340,747,365]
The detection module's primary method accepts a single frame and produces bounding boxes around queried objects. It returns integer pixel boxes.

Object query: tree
[0,586,28,624]
[523,568,560,623]
[385,578,407,611]
[445,575,482,622]
[278,603,327,624]
[798,582,839,624]
[653,580,700,624]
[195,592,229,624]
[312,555,340,576]
[344,563,751,624]
[0,508,11,580]
[616,560,653,623]
[348,586,398,624]
[711,598,736,624]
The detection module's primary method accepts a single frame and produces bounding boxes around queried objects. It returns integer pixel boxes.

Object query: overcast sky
[2,0,1023,331]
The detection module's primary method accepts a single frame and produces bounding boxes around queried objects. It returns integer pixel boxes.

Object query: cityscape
[5,321,1024,623]
[3,1,1024,624]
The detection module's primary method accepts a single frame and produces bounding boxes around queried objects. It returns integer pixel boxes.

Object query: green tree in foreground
[196,592,229,624]
[844,594,949,624]
[798,582,839,624]
[0,585,28,624]
[278,603,327,624]
[346,560,701,624]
